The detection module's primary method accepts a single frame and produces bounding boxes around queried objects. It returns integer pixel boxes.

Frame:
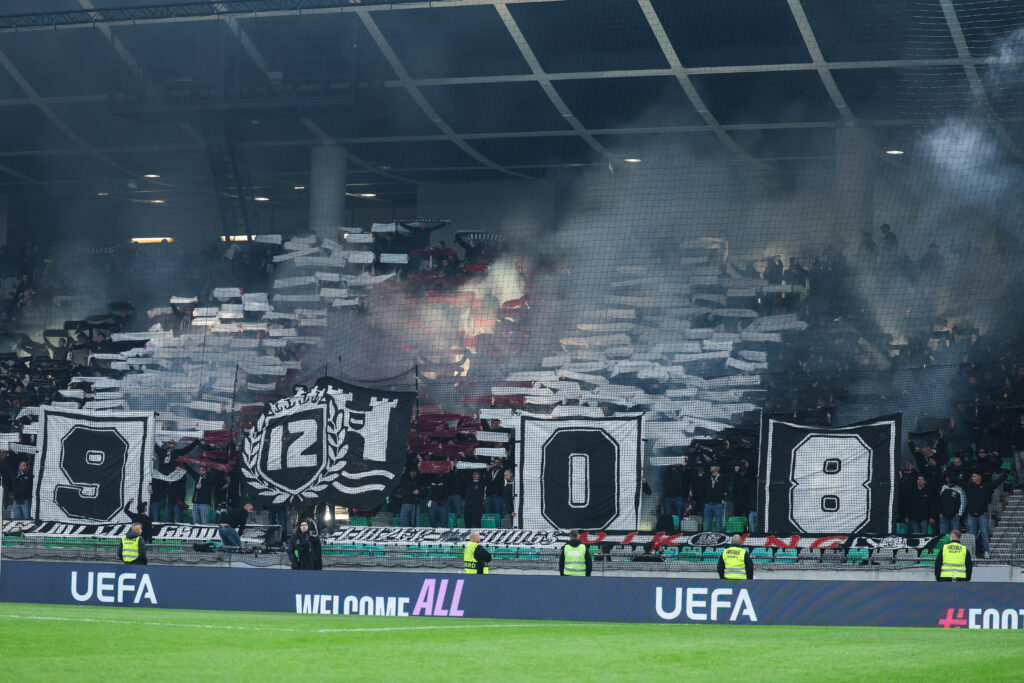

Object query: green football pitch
[0,602,1021,682]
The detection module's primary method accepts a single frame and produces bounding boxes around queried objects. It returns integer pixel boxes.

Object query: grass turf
[1,601,1022,681]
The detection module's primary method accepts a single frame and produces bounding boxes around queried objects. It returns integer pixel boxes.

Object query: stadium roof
[0,0,1022,210]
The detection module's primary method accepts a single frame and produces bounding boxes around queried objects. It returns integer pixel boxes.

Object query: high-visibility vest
[563,543,587,576]
[464,541,488,574]
[121,535,140,563]
[940,542,968,580]
[722,546,749,579]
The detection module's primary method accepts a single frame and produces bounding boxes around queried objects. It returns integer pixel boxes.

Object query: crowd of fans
[0,220,1022,562]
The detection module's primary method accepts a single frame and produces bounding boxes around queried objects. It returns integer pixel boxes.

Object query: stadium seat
[918,549,940,566]
[821,549,845,565]
[798,548,821,562]
[518,548,542,561]
[481,514,500,529]
[448,513,458,528]
[418,513,431,527]
[392,515,401,527]
[679,517,702,533]
[870,548,894,565]
[846,548,869,564]
[751,547,773,564]
[701,547,724,563]
[493,546,516,561]
[894,548,918,564]
[677,547,703,562]
[349,516,371,526]
[725,516,748,533]
[895,523,909,534]
[774,548,797,564]
[671,515,680,531]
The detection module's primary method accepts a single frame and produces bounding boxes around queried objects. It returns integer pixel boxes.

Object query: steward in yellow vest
[935,530,972,582]
[464,530,492,574]
[716,534,753,580]
[560,530,592,576]
[118,522,148,565]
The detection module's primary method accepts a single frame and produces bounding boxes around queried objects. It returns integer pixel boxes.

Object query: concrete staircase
[990,489,1024,562]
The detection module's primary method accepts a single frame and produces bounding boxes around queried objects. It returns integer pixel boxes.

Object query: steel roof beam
[493,4,617,165]
[786,0,854,124]
[355,7,530,179]
[938,0,1023,159]
[0,0,567,33]
[636,0,768,167]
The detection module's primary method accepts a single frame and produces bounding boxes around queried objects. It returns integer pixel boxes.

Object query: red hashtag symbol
[938,608,968,628]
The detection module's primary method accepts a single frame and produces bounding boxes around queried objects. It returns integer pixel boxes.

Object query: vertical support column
[309,144,347,239]
[835,126,875,237]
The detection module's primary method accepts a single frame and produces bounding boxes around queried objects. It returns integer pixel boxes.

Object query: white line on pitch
[0,613,543,634]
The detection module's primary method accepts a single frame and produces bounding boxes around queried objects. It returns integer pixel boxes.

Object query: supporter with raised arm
[151,439,203,523]
[124,497,154,543]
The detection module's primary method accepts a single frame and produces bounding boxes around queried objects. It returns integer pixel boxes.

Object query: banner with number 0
[757,413,900,535]
[32,407,155,523]
[518,415,642,532]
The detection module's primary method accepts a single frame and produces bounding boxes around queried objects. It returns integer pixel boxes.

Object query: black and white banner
[757,413,900,535]
[32,407,154,524]
[518,415,642,532]
[242,377,415,510]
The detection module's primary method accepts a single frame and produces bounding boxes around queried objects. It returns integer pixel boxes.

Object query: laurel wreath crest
[241,385,347,504]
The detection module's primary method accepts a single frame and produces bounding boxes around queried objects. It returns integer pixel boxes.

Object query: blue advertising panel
[2,561,1023,630]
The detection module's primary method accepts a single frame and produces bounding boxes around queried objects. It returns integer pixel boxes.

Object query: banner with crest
[241,377,416,510]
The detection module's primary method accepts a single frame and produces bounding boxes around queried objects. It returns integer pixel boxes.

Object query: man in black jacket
[945,455,971,487]
[907,475,935,534]
[500,469,515,526]
[964,471,1008,558]
[189,465,214,525]
[0,450,16,512]
[463,470,486,529]
[972,449,1001,482]
[661,463,689,521]
[217,503,254,547]
[484,458,504,515]
[938,474,966,535]
[124,498,154,543]
[10,459,32,519]
[701,464,729,533]
[397,468,422,527]
[731,462,757,531]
